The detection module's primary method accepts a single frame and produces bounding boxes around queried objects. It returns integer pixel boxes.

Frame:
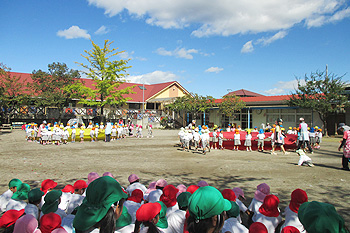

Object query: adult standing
[337,123,350,170]
[37,120,46,144]
[105,121,112,142]
[271,118,288,155]
[296,118,313,153]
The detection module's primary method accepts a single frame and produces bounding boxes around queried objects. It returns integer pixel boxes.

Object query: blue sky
[1,0,350,98]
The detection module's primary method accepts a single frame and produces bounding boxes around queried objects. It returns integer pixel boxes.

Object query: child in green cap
[25,188,45,220]
[0,178,22,213]
[187,186,232,233]
[6,183,30,211]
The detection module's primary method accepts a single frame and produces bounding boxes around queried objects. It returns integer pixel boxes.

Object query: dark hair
[187,212,225,233]
[75,207,116,233]
[156,186,164,190]
[133,215,161,233]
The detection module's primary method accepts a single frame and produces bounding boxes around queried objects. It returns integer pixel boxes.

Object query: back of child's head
[259,129,264,134]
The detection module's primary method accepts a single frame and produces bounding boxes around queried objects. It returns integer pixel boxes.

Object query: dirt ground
[0,129,349,226]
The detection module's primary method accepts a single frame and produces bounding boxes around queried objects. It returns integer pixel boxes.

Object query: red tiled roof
[225,89,264,97]
[215,95,291,104]
[6,72,182,102]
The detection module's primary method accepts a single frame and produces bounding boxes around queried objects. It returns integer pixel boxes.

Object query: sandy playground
[0,129,349,226]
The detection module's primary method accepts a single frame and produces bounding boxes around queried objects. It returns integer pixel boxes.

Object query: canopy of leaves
[66,40,135,109]
[166,93,216,114]
[0,63,30,116]
[288,70,349,122]
[219,94,246,117]
[30,62,80,109]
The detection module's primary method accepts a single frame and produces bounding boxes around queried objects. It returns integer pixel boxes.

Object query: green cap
[11,183,30,200]
[188,186,232,220]
[73,176,128,231]
[156,201,168,229]
[28,188,45,203]
[177,192,191,209]
[115,205,132,228]
[8,179,22,188]
[298,201,347,233]
[226,201,240,218]
[42,190,62,214]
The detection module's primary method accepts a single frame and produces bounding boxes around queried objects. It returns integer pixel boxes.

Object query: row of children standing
[24,121,153,145]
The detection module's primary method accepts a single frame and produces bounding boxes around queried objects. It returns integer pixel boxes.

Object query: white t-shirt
[166,203,179,217]
[59,192,72,212]
[0,190,13,212]
[221,217,248,233]
[6,199,27,211]
[24,203,39,219]
[236,199,248,212]
[257,133,265,140]
[123,200,141,223]
[253,213,282,233]
[248,198,263,214]
[280,206,306,233]
[193,132,200,141]
[146,189,163,203]
[62,214,75,233]
[167,209,186,233]
[66,193,85,215]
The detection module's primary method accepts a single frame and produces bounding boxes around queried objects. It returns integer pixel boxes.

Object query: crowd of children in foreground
[178,122,322,155]
[24,120,154,145]
[0,175,347,233]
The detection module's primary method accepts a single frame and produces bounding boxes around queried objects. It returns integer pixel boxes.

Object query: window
[138,86,146,90]
[128,103,140,109]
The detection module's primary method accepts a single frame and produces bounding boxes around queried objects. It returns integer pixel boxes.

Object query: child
[201,126,210,155]
[178,127,185,148]
[0,179,22,213]
[296,149,314,167]
[257,129,265,152]
[309,127,316,148]
[138,125,143,138]
[183,127,191,152]
[248,183,270,216]
[233,129,241,151]
[244,129,252,152]
[315,128,322,149]
[287,127,293,134]
[192,128,201,151]
[26,125,34,141]
[62,126,69,144]
[25,188,45,220]
[218,129,224,150]
[111,125,117,141]
[94,124,99,141]
[79,125,85,143]
[117,125,123,139]
[147,124,153,138]
[90,127,95,142]
[212,128,218,149]
[71,126,76,143]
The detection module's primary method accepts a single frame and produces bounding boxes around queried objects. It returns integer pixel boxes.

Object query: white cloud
[241,41,254,53]
[119,51,134,59]
[87,0,349,37]
[264,79,306,95]
[57,26,91,39]
[95,25,109,35]
[205,67,223,73]
[155,47,198,59]
[127,70,179,84]
[257,31,288,46]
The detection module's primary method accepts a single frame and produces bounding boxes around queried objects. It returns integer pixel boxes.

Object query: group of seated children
[0,175,346,233]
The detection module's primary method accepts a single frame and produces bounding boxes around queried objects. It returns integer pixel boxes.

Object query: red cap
[40,213,63,233]
[289,189,308,213]
[221,189,236,201]
[186,185,199,194]
[281,226,300,233]
[128,189,144,203]
[160,185,179,208]
[41,179,57,194]
[136,202,162,222]
[73,180,88,190]
[61,185,74,194]
[249,222,268,233]
[259,194,280,217]
[0,209,25,227]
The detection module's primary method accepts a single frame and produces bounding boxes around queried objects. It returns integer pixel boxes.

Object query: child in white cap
[296,149,314,167]
[219,129,224,150]
[244,129,252,152]
[79,125,85,142]
[193,127,201,151]
[71,126,76,142]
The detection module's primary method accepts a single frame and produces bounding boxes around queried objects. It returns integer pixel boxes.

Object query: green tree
[30,62,80,121]
[66,40,135,120]
[166,93,215,125]
[218,94,246,118]
[0,63,30,123]
[288,69,349,135]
